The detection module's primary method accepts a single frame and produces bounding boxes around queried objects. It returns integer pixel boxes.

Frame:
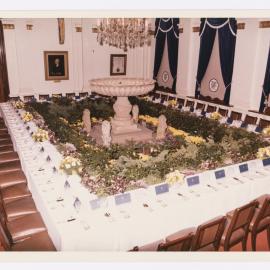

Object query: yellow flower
[22,112,33,122]
[257,146,270,159]
[60,156,82,175]
[32,128,49,142]
[168,126,188,138]
[185,135,205,145]
[168,99,178,108]
[165,170,185,185]
[210,112,222,121]
[262,126,270,136]
[59,117,69,124]
[138,153,150,161]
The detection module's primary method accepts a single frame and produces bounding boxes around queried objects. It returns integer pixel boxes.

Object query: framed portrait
[44,51,69,80]
[110,54,127,76]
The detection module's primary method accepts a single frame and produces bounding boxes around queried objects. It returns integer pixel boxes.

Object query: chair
[220,200,258,251]
[131,239,164,251]
[186,100,195,108]
[3,196,38,222]
[0,217,55,251]
[206,105,217,113]
[177,98,185,106]
[230,111,242,121]
[0,145,14,154]
[6,212,47,243]
[195,102,205,111]
[158,228,195,251]
[243,115,257,125]
[218,108,229,117]
[0,160,21,175]
[0,152,19,164]
[0,183,31,204]
[258,119,270,129]
[249,194,270,251]
[191,216,226,251]
[0,170,27,189]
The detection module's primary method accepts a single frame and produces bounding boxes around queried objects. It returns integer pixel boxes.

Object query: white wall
[3,17,270,112]
[2,18,155,97]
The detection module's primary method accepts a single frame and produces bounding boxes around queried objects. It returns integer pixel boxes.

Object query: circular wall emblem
[209,78,219,92]
[162,71,169,83]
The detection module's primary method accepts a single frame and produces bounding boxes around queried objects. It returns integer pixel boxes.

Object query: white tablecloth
[1,102,270,251]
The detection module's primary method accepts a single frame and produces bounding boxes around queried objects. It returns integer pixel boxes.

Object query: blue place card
[90,198,103,210]
[227,118,233,124]
[239,163,249,173]
[155,183,169,195]
[215,169,225,179]
[186,176,200,187]
[263,158,270,167]
[115,193,131,205]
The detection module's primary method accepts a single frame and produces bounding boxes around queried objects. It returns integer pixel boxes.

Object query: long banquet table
[1,102,270,251]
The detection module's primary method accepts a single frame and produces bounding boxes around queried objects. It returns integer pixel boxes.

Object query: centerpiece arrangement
[19,95,269,196]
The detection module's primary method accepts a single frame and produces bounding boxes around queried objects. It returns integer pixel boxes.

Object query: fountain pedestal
[90,77,155,144]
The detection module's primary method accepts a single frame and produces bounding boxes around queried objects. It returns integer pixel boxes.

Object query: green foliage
[25,96,269,196]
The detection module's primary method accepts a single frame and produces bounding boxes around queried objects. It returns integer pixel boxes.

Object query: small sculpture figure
[82,109,91,134]
[101,120,111,147]
[156,114,167,140]
[132,105,139,123]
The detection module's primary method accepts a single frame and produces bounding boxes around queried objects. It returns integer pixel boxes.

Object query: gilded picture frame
[44,51,69,81]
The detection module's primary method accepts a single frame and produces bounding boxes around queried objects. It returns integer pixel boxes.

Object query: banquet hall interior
[1,17,270,252]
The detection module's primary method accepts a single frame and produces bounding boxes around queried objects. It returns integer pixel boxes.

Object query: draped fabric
[0,20,10,102]
[153,18,179,92]
[259,46,270,112]
[195,18,237,105]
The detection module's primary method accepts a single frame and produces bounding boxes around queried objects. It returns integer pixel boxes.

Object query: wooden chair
[158,228,195,251]
[177,98,185,106]
[230,111,242,121]
[191,216,226,251]
[218,108,229,117]
[131,239,164,251]
[3,196,37,222]
[243,115,257,125]
[0,221,55,251]
[249,194,270,251]
[220,200,258,251]
[186,100,195,108]
[195,102,205,111]
[0,170,27,190]
[258,119,270,129]
[206,105,217,113]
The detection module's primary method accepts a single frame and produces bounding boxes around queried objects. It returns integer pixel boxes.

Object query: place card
[64,180,71,190]
[186,175,200,187]
[239,163,249,173]
[115,193,131,205]
[215,169,225,179]
[263,158,270,167]
[73,197,81,211]
[90,198,103,210]
[155,183,169,195]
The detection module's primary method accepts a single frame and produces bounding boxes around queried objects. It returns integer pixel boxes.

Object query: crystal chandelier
[96,18,152,52]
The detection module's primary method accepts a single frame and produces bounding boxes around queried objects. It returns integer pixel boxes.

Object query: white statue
[82,109,91,134]
[156,114,167,140]
[101,120,111,147]
[132,105,139,123]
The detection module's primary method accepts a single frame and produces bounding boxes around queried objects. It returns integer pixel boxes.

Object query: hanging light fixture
[95,18,152,52]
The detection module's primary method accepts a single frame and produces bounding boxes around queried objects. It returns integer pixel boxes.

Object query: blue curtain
[195,18,237,105]
[259,46,270,112]
[195,18,216,98]
[153,18,179,93]
[218,18,237,105]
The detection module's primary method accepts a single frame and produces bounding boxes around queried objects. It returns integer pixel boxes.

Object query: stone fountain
[89,77,155,144]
